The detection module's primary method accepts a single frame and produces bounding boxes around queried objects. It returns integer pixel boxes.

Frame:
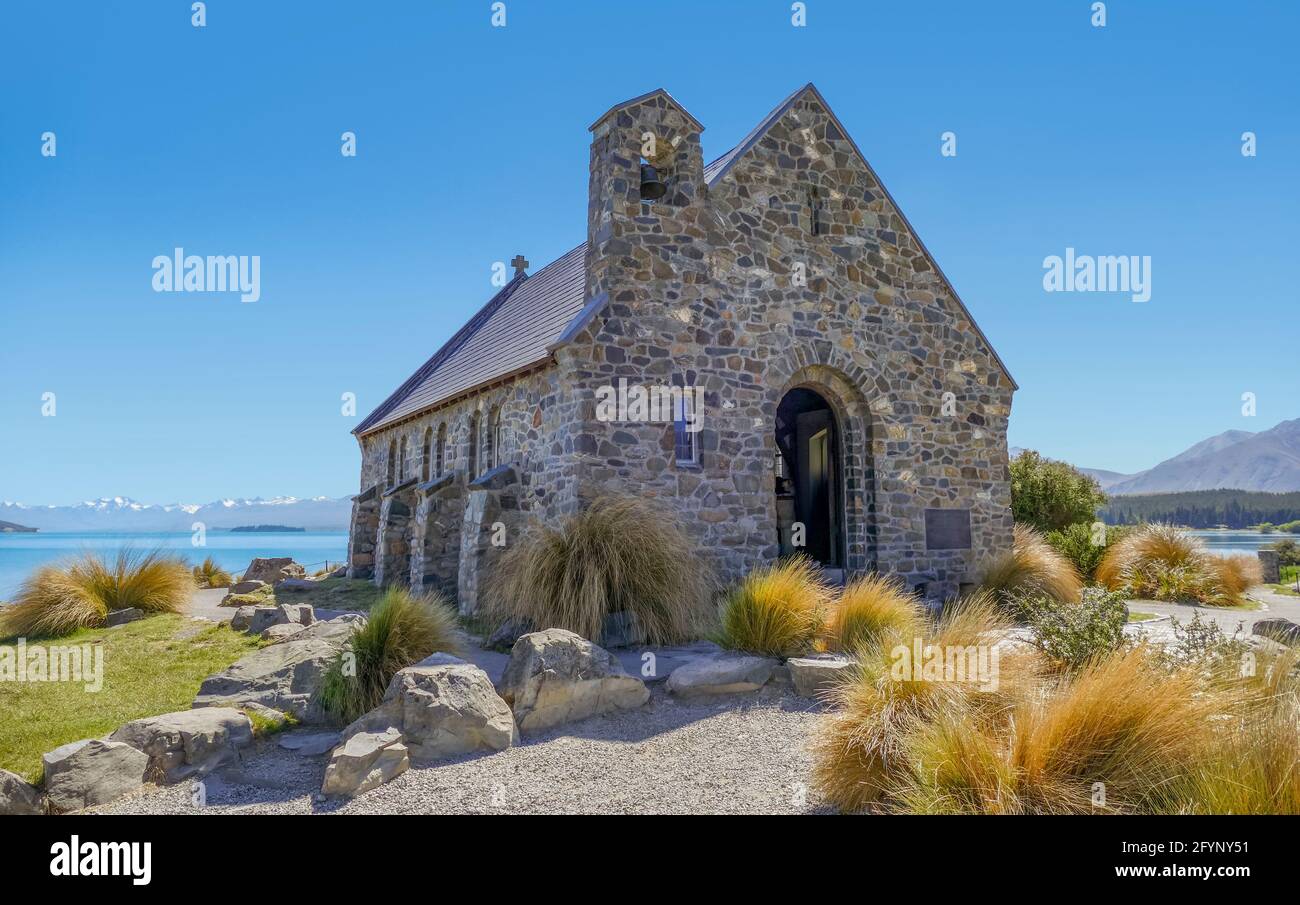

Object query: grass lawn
[1127,611,1159,622]
[1267,583,1300,597]
[0,614,259,783]
[254,577,387,613]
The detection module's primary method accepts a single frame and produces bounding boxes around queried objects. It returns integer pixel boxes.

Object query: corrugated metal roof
[356,85,1015,437]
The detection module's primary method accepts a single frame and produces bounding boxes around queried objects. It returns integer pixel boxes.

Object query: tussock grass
[484,496,711,645]
[316,587,462,724]
[825,573,921,653]
[718,556,831,657]
[0,549,194,640]
[811,593,1036,812]
[980,525,1082,608]
[1180,650,1300,814]
[192,555,233,589]
[1096,524,1256,606]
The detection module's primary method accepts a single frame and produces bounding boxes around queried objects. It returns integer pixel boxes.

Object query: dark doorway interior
[775,388,842,567]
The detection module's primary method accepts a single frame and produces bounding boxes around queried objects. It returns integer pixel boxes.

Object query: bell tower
[584,89,706,302]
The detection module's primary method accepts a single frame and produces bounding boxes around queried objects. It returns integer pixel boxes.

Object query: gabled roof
[356,85,1015,437]
[354,244,586,435]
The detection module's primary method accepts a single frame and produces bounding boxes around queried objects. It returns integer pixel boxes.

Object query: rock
[278,731,341,757]
[241,557,306,584]
[105,607,145,627]
[497,629,649,732]
[787,655,853,699]
[232,603,315,635]
[230,580,267,595]
[193,637,346,722]
[110,708,253,783]
[666,653,779,697]
[275,578,317,592]
[42,739,149,813]
[412,652,467,668]
[241,701,291,730]
[0,768,43,815]
[293,613,366,646]
[262,623,306,643]
[328,565,347,578]
[221,592,266,608]
[229,605,266,632]
[600,610,648,648]
[486,616,533,650]
[1253,618,1300,646]
[345,662,516,761]
[321,728,409,797]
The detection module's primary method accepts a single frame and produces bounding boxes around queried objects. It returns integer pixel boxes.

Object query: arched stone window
[398,437,409,483]
[468,412,480,478]
[435,423,446,476]
[386,438,397,487]
[421,427,432,482]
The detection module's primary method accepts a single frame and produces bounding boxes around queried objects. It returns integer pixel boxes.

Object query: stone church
[347,84,1016,613]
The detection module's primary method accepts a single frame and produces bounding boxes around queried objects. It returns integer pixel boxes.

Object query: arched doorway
[775,387,843,568]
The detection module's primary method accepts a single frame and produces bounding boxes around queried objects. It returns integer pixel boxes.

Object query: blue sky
[1,1,1296,505]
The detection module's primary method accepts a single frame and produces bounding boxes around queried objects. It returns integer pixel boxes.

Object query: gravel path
[92,685,829,815]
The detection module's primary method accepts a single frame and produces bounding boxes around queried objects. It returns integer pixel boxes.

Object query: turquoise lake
[0,531,348,600]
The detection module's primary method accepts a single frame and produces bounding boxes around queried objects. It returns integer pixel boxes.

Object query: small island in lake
[0,520,38,533]
[230,525,306,533]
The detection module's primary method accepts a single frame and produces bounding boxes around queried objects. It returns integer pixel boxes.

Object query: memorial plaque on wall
[925,508,972,550]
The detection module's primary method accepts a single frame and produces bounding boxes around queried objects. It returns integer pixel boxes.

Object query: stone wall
[563,88,1014,595]
[352,87,1015,602]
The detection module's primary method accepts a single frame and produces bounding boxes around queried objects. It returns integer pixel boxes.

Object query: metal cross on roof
[511,254,529,277]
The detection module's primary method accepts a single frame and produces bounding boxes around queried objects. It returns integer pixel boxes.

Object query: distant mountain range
[0,496,352,532]
[1016,418,1300,496]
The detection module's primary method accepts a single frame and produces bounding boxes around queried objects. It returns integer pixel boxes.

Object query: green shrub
[1268,538,1300,567]
[1010,450,1108,533]
[483,496,711,645]
[1044,522,1133,582]
[1020,587,1129,670]
[316,587,462,724]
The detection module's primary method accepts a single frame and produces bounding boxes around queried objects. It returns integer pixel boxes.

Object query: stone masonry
[349,85,1015,606]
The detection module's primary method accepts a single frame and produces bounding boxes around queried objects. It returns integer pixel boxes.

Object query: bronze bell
[639,162,667,201]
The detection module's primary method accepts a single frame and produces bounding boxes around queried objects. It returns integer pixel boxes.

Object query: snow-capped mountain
[0,495,352,531]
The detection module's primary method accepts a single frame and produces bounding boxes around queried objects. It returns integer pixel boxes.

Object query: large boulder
[666,653,779,697]
[193,638,342,722]
[42,739,149,813]
[230,579,267,595]
[1253,618,1300,646]
[241,557,306,584]
[293,613,367,645]
[787,655,853,699]
[321,728,409,797]
[497,629,649,733]
[230,603,314,635]
[0,769,43,815]
[109,708,253,783]
[345,659,517,761]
